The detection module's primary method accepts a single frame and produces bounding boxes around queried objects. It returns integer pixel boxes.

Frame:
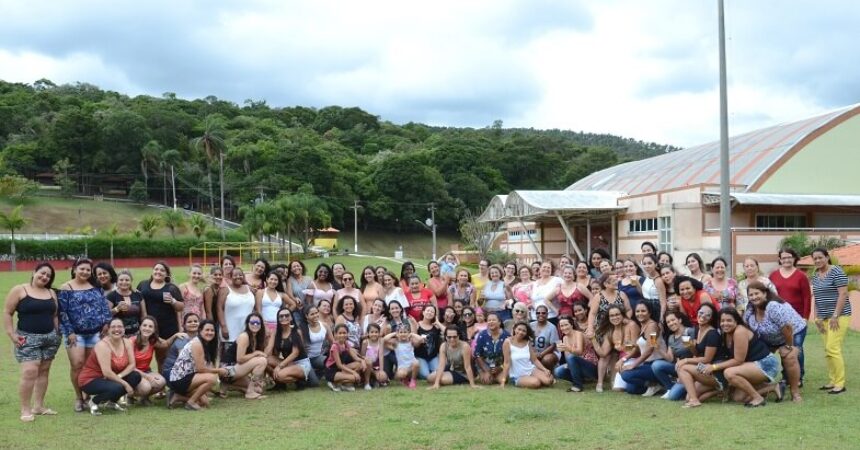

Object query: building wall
[757,113,860,194]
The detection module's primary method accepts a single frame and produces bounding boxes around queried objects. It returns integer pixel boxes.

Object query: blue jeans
[651,359,686,400]
[620,361,657,395]
[793,327,807,382]
[553,355,598,389]
[418,356,439,380]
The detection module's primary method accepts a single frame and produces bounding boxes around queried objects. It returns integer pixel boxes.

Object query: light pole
[718,0,732,268]
[414,203,437,261]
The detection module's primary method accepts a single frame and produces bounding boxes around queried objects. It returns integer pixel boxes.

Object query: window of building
[658,216,672,253]
[755,214,807,229]
[507,229,537,241]
[628,218,658,233]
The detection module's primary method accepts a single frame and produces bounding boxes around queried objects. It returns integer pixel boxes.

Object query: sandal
[774,382,785,403]
[20,414,35,423]
[792,394,803,403]
[744,399,767,408]
[74,399,85,413]
[567,386,582,393]
[184,402,201,411]
[34,408,58,416]
[681,401,701,408]
[829,387,847,395]
[819,385,835,390]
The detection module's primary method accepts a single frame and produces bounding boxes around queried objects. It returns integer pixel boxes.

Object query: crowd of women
[4,241,852,421]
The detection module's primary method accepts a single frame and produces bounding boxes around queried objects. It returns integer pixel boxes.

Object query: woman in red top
[130,316,185,405]
[674,276,714,319]
[426,261,450,310]
[556,265,591,317]
[404,276,436,322]
[78,318,141,416]
[769,248,812,319]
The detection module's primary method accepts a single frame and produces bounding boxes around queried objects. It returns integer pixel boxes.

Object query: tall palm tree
[160,209,185,238]
[191,115,227,239]
[140,140,162,194]
[0,205,27,271]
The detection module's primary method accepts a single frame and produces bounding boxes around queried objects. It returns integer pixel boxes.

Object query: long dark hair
[266,271,285,293]
[70,258,98,287]
[360,265,377,291]
[718,307,749,348]
[595,304,626,338]
[94,262,118,286]
[135,315,160,350]
[197,320,219,364]
[696,303,719,330]
[746,281,784,307]
[243,312,266,354]
[674,275,704,296]
[661,309,691,343]
[273,305,302,357]
[253,258,271,278]
[336,295,362,318]
[399,261,416,283]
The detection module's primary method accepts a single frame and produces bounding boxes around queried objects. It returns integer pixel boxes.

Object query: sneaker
[364,384,372,391]
[105,401,126,412]
[642,386,661,397]
[327,382,341,392]
[660,392,670,400]
[407,379,417,389]
[88,399,101,416]
[342,384,356,392]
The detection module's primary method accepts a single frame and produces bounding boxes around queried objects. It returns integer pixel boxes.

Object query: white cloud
[0,0,857,148]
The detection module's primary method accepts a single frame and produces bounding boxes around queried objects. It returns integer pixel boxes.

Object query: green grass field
[1,262,858,449]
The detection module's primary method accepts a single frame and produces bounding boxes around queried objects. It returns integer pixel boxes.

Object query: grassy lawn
[1,266,857,449]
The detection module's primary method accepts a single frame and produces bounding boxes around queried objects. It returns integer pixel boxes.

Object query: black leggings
[82,372,142,404]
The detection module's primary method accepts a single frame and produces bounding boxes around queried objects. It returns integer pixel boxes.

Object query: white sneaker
[342,384,355,392]
[660,392,670,400]
[364,384,372,391]
[327,382,341,392]
[642,385,661,397]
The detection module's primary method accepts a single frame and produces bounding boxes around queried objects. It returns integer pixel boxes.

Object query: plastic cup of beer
[648,332,658,347]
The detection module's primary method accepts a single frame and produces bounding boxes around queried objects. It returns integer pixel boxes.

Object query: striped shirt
[811,265,851,319]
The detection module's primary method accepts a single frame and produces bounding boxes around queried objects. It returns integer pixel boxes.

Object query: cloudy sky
[1,0,858,147]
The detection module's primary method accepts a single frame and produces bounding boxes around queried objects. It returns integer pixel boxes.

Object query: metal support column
[518,219,543,260]
[555,213,584,262]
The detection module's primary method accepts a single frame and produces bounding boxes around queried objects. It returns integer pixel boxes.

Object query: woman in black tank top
[4,263,61,422]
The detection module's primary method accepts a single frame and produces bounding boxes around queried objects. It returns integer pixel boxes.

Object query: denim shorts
[64,332,101,349]
[755,353,779,383]
[295,358,312,380]
[14,330,61,363]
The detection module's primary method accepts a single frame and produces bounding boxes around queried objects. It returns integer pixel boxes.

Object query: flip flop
[681,402,701,408]
[744,400,767,408]
[34,408,58,416]
[819,385,835,390]
[20,414,35,422]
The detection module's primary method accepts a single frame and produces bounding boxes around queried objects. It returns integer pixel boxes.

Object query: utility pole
[718,0,732,269]
[171,165,177,210]
[219,151,225,240]
[429,203,437,261]
[350,200,360,253]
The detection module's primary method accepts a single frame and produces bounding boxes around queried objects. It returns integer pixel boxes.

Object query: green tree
[560,147,619,186]
[160,209,186,238]
[0,205,27,271]
[102,222,120,264]
[52,158,76,195]
[128,180,148,203]
[0,175,39,200]
[139,140,162,192]
[138,214,161,238]
[188,214,208,239]
[191,115,228,238]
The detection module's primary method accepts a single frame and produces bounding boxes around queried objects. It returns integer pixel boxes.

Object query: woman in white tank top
[217,268,257,343]
[502,322,553,389]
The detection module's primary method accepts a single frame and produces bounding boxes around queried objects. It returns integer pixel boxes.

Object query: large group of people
[3,242,853,421]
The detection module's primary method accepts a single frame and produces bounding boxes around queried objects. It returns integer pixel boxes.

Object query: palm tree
[140,140,162,194]
[238,204,265,242]
[103,223,121,265]
[160,210,186,238]
[139,214,161,239]
[188,214,208,239]
[191,115,227,239]
[0,205,27,271]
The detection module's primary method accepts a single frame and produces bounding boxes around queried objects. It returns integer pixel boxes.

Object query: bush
[485,249,517,266]
[0,236,236,260]
[128,181,147,203]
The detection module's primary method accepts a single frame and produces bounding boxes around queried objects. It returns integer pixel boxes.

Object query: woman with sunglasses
[530,305,560,372]
[334,272,364,315]
[232,312,270,399]
[676,303,722,407]
[267,306,314,387]
[429,325,479,389]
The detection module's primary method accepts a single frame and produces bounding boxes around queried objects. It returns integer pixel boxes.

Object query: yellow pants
[822,316,850,388]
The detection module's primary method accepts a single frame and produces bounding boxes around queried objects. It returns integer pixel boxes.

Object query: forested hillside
[0,79,679,231]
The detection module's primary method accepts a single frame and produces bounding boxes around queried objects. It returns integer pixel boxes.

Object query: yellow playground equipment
[188,241,316,268]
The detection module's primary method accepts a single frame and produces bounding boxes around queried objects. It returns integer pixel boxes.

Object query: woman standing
[257,271,295,335]
[503,262,518,288]
[586,273,631,339]
[426,261,450,311]
[179,265,206,321]
[480,265,512,321]
[640,254,666,318]
[769,248,811,320]
[217,267,256,365]
[58,258,112,413]
[704,257,738,309]
[685,253,712,284]
[202,267,223,324]
[220,256,236,287]
[94,262,117,294]
[245,258,270,292]
[744,282,805,401]
[448,269,476,307]
[574,262,592,291]
[4,263,60,422]
[304,264,336,309]
[331,262,346,290]
[588,249,611,279]
[472,259,491,295]
[335,271,364,315]
[554,316,599,392]
[360,266,384,312]
[399,261,418,291]
[736,258,777,312]
[78,318,141,415]
[137,262,184,371]
[530,261,562,323]
[502,322,554,389]
[810,248,851,394]
[556,265,590,318]
[381,271,408,308]
[618,258,645,313]
[286,261,312,310]
[168,320,224,410]
[107,270,145,337]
